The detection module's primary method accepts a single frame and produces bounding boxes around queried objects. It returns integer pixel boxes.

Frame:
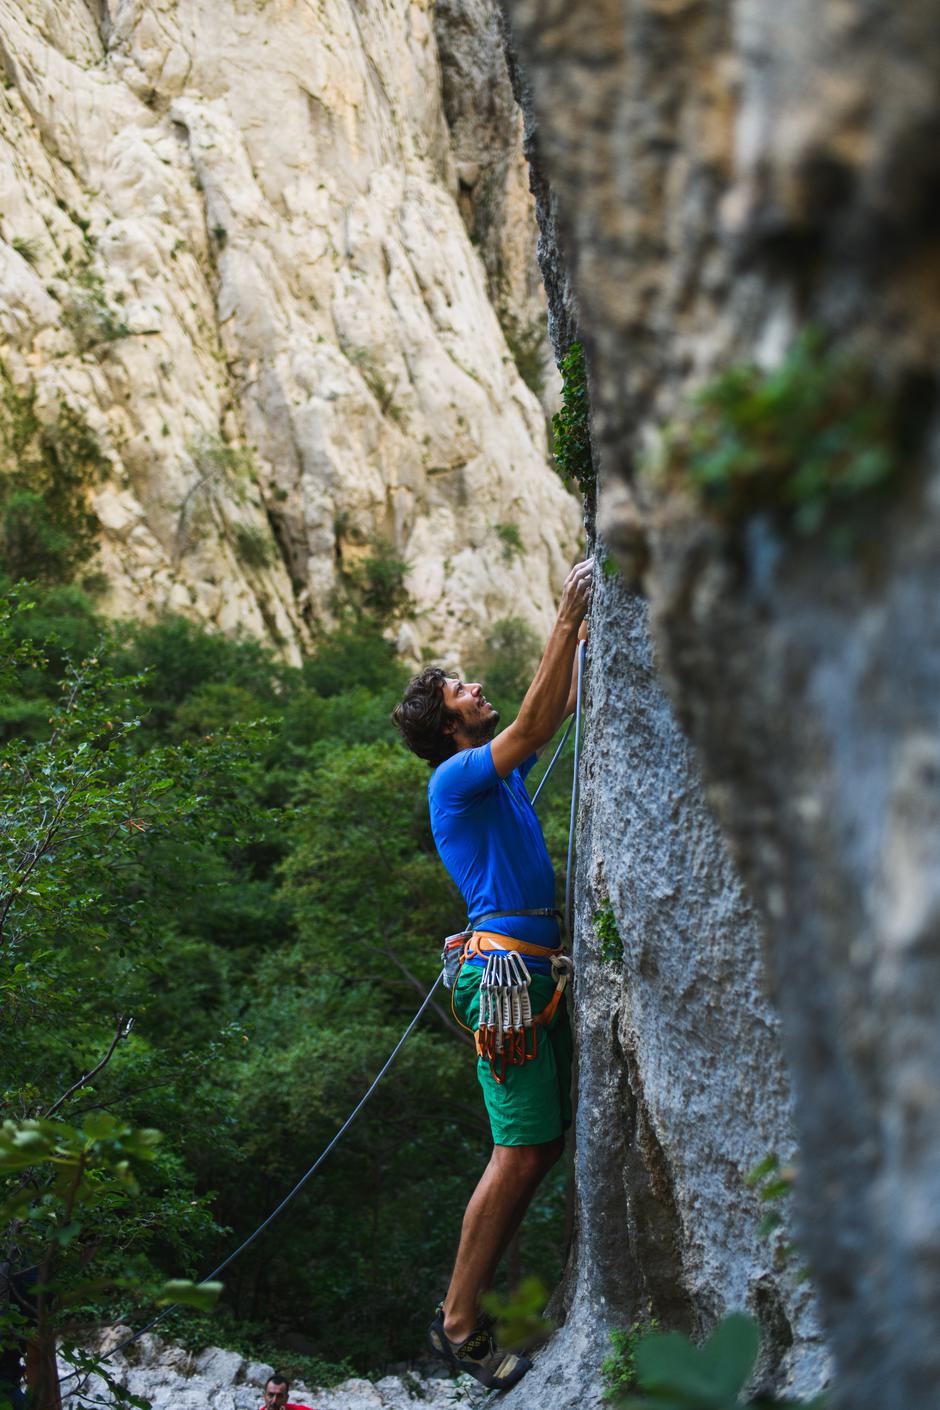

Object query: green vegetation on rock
[552,341,594,496]
[501,310,546,398]
[61,262,130,351]
[648,330,901,540]
[611,1314,826,1409]
[233,522,277,570]
[595,898,624,965]
[11,236,40,266]
[0,366,110,583]
[495,520,523,561]
[602,1318,660,1398]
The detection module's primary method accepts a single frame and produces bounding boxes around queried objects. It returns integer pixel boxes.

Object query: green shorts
[454,966,573,1147]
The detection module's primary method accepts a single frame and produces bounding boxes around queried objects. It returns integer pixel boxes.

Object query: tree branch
[379,939,472,1045]
[43,1016,135,1120]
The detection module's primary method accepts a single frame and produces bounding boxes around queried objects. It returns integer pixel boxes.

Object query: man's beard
[461,708,499,746]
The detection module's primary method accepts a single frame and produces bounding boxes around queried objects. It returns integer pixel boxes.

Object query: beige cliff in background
[0,0,579,664]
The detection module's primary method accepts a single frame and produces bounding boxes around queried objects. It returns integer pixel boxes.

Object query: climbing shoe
[428,1302,532,1392]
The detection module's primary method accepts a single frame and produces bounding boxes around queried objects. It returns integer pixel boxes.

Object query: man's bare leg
[442,1137,564,1343]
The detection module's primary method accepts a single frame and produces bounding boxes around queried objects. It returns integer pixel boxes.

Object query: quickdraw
[445,927,573,1084]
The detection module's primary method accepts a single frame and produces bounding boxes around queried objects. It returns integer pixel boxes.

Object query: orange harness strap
[464,930,563,962]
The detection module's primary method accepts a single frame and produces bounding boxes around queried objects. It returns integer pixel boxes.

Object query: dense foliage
[0,569,575,1383]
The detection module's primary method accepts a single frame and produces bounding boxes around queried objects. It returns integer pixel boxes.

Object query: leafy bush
[602,1319,660,1397]
[0,594,263,1398]
[234,523,277,570]
[61,264,129,350]
[338,536,411,624]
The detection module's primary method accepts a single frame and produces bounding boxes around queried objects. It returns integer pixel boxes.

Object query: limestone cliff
[498,1,940,1407]
[0,0,579,662]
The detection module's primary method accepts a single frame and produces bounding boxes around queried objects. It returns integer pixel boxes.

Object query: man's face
[442,676,500,745]
[264,1383,288,1410]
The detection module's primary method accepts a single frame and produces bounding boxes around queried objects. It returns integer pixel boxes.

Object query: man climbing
[392,556,593,1392]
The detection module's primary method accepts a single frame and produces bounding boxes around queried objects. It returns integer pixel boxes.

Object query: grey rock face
[497,1,940,1405]
[505,572,826,1409]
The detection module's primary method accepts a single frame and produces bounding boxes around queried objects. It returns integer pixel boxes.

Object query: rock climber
[392,556,593,1391]
[260,1374,310,1410]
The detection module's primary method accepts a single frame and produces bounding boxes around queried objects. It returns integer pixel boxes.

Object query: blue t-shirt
[429,742,559,972]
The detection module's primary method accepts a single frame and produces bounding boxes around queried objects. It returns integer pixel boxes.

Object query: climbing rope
[565,639,586,937]
[63,635,588,1379]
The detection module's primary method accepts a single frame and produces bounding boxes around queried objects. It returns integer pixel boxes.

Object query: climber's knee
[493,1135,563,1183]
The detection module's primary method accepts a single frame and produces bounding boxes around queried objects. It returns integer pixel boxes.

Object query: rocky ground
[59,1331,488,1410]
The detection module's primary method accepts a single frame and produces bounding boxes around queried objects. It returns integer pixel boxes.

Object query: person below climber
[392,556,593,1392]
[260,1373,312,1410]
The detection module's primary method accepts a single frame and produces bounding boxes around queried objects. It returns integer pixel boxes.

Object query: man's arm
[534,620,588,757]
[490,559,592,779]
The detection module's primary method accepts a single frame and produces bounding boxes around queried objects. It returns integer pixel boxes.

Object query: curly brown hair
[391,666,459,767]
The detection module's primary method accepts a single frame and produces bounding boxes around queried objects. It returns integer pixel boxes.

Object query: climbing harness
[440,907,559,988]
[443,639,585,1083]
[65,639,587,1380]
[447,929,574,1083]
[470,933,573,1081]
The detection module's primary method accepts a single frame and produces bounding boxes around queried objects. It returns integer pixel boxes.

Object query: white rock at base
[243,1362,276,1389]
[192,1346,247,1384]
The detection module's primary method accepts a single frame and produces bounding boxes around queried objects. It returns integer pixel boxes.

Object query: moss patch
[595,898,624,965]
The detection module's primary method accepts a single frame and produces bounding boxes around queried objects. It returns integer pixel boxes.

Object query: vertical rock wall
[507,574,827,1409]
[498,1,940,1407]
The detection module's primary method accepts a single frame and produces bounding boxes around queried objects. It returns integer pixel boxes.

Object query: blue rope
[565,640,586,937]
